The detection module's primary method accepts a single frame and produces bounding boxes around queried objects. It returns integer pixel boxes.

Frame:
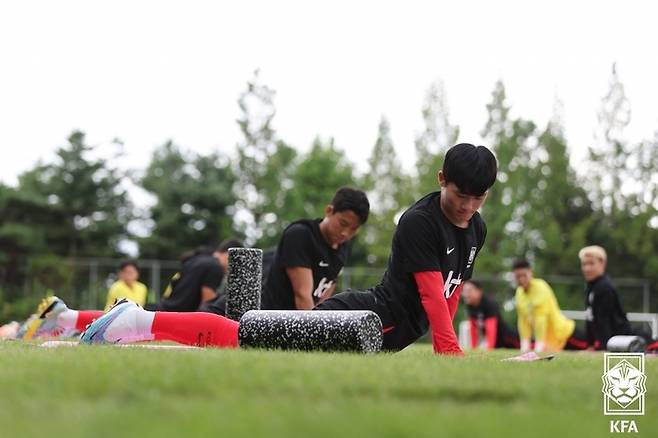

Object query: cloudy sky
[1,0,657,188]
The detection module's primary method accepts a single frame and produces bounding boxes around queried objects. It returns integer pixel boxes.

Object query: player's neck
[318,219,339,250]
[438,197,468,228]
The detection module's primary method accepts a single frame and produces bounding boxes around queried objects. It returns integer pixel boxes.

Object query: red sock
[151,312,239,348]
[75,311,105,331]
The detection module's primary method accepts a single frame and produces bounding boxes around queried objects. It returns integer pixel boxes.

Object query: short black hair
[465,279,483,290]
[442,143,497,196]
[331,187,370,224]
[512,259,531,270]
[217,238,244,253]
[119,260,139,271]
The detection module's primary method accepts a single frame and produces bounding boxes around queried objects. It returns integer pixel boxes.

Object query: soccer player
[104,261,148,311]
[462,279,519,350]
[80,143,497,356]
[579,245,658,351]
[513,259,588,352]
[157,238,243,312]
[261,187,370,310]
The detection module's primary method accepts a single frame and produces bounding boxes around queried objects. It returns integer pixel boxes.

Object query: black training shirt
[160,254,224,312]
[261,219,352,310]
[372,191,487,339]
[584,274,631,348]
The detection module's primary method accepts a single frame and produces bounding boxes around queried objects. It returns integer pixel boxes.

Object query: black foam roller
[225,248,263,321]
[238,310,383,353]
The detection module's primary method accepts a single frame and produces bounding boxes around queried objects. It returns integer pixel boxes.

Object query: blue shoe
[80,299,146,344]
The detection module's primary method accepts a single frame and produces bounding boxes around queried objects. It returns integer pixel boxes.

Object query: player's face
[462,282,482,306]
[513,268,532,290]
[581,254,605,282]
[120,265,139,284]
[438,173,487,228]
[321,206,362,249]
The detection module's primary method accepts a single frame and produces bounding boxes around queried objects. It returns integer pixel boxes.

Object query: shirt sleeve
[484,317,498,349]
[516,289,532,341]
[397,212,442,273]
[279,224,315,269]
[469,317,479,348]
[414,271,463,355]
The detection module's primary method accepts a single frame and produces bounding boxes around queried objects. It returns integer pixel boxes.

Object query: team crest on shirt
[466,247,477,268]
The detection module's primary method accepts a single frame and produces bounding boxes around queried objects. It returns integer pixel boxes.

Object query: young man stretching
[77,143,497,355]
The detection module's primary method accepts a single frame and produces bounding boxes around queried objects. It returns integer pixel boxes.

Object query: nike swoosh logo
[446,247,455,255]
[319,261,329,267]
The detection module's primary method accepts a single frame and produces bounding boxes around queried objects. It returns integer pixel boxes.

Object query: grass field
[0,342,655,438]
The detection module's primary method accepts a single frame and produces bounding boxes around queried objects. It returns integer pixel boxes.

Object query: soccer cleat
[21,296,69,340]
[79,299,148,344]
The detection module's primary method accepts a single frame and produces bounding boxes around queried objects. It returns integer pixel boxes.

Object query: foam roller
[225,248,263,321]
[606,335,647,352]
[238,310,383,353]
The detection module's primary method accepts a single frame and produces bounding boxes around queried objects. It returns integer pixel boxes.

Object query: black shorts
[314,290,422,352]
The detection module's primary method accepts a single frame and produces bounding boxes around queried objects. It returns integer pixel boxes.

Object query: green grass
[0,342,656,437]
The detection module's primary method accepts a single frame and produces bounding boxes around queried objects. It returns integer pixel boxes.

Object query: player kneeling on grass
[79,143,497,356]
[513,259,588,353]
[462,279,520,350]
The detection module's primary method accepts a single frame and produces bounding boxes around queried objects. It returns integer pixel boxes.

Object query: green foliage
[16,131,130,257]
[414,80,459,197]
[362,116,414,265]
[138,141,237,259]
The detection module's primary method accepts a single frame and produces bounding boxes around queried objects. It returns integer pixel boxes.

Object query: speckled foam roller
[238,310,383,353]
[225,248,263,321]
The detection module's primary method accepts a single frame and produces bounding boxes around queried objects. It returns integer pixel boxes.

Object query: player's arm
[199,262,223,306]
[200,286,218,304]
[484,317,498,350]
[469,317,479,348]
[516,295,532,352]
[105,284,120,311]
[414,271,463,356]
[285,267,315,310]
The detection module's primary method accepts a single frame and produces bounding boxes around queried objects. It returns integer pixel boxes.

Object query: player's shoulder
[398,193,440,227]
[283,219,317,239]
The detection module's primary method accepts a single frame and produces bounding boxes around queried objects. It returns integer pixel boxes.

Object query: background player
[462,279,519,350]
[105,260,148,311]
[513,259,588,352]
[260,187,369,310]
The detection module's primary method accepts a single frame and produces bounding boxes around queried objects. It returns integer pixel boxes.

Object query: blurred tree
[362,116,414,266]
[235,70,297,245]
[414,80,460,197]
[138,141,237,259]
[17,131,130,258]
[477,80,536,274]
[584,65,658,291]
[523,99,593,275]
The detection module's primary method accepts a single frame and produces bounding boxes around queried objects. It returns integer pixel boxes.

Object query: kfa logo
[602,353,646,433]
[466,246,477,268]
[313,277,334,298]
[443,270,462,298]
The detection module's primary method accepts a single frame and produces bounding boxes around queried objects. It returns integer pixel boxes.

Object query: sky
[1,0,657,191]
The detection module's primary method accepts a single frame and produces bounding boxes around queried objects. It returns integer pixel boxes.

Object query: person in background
[462,279,519,350]
[158,238,243,312]
[105,260,148,310]
[513,259,588,352]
